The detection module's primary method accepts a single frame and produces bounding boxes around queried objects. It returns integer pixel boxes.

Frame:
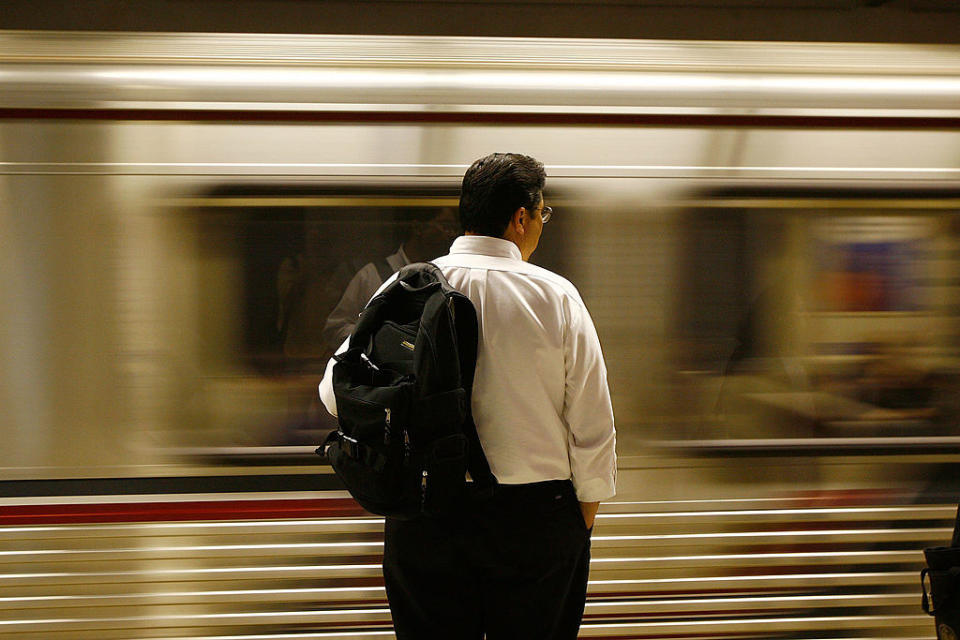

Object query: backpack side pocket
[422,433,468,516]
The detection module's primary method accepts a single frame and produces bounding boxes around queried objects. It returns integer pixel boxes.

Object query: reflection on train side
[163,186,465,455]
[164,186,960,463]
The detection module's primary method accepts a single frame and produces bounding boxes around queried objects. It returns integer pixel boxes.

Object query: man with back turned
[319,152,617,639]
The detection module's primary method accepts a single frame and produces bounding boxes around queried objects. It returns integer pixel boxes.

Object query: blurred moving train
[2,31,960,638]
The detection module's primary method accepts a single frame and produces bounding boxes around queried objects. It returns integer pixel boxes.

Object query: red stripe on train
[0,498,371,525]
[3,108,960,129]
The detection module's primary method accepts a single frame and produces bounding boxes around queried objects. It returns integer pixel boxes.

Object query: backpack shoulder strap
[451,294,497,494]
[413,263,497,493]
[386,263,496,492]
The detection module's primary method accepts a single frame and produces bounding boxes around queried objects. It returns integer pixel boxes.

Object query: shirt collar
[449,235,522,261]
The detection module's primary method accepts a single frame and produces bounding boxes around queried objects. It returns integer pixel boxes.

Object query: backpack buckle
[337,431,360,459]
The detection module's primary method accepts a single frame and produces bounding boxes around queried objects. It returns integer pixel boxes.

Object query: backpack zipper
[403,429,411,462]
[384,408,392,445]
[420,469,429,511]
[360,352,380,371]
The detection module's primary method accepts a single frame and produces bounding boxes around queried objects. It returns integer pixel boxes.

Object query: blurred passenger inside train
[720,277,957,438]
[320,207,459,349]
[816,334,960,434]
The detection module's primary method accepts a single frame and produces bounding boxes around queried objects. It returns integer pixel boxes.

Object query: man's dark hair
[459,153,546,237]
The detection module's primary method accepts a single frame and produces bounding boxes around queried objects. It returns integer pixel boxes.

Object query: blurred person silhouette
[320,207,459,350]
[718,260,816,439]
[843,334,960,433]
[276,222,332,370]
[273,208,457,445]
[853,337,934,416]
[319,153,617,639]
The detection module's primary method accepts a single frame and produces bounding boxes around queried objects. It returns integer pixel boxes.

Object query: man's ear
[513,207,526,234]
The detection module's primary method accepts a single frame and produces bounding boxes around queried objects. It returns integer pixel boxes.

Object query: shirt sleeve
[318,336,350,418]
[562,295,617,503]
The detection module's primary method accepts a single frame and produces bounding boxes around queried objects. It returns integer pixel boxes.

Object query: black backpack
[922,503,960,639]
[318,262,496,518]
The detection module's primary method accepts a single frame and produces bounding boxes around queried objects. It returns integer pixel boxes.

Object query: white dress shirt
[319,235,616,503]
[321,246,410,347]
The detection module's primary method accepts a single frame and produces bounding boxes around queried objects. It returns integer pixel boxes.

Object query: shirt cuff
[572,476,616,503]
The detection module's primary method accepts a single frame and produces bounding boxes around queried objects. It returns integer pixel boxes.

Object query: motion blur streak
[1,31,959,639]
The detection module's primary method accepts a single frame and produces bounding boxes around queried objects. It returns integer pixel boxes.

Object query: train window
[672,187,960,445]
[156,182,960,461]
[165,183,570,464]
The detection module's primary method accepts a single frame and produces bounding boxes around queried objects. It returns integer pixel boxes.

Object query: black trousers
[382,479,592,640]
